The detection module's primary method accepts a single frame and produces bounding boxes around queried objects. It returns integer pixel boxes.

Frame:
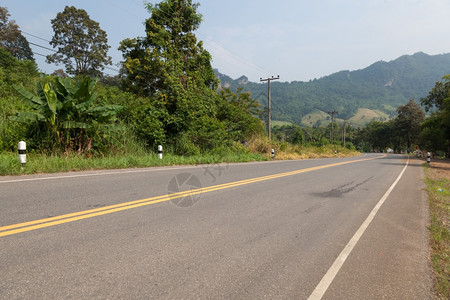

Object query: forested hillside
[216,52,450,124]
[1,2,449,162]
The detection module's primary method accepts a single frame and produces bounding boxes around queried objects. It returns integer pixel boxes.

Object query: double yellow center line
[0,155,385,237]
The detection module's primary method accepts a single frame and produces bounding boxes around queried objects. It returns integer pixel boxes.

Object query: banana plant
[12,81,61,147]
[12,76,123,153]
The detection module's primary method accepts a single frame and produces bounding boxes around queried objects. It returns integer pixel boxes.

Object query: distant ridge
[214,52,450,125]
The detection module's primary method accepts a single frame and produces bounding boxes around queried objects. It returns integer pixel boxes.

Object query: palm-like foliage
[11,76,123,154]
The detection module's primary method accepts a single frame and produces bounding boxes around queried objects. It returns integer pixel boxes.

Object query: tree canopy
[0,6,34,61]
[395,99,424,150]
[119,0,229,153]
[119,0,216,97]
[46,6,112,77]
[2,0,449,159]
[420,75,450,157]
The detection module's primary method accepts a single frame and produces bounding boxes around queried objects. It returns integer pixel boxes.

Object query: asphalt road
[0,154,434,299]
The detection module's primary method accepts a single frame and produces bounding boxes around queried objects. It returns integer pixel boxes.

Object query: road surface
[0,154,434,299]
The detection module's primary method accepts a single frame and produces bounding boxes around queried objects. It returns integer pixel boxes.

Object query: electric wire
[23,30,122,76]
[103,0,276,79]
[28,41,56,53]
[23,1,275,81]
[23,27,280,122]
[21,2,276,87]
[22,31,51,43]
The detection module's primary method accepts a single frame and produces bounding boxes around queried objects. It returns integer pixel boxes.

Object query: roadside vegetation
[0,1,448,177]
[423,161,450,299]
[0,147,265,175]
[0,137,360,175]
[1,3,449,299]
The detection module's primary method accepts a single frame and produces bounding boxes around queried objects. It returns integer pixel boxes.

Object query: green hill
[215,52,450,126]
[300,110,331,127]
[348,108,390,127]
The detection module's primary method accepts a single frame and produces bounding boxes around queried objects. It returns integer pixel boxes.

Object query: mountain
[214,52,450,126]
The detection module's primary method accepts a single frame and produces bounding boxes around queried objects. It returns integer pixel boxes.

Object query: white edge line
[0,159,281,184]
[308,158,409,300]
[0,166,196,184]
[0,154,377,184]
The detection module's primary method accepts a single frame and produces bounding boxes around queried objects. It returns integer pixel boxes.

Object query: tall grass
[0,137,361,176]
[247,136,360,159]
[0,149,267,176]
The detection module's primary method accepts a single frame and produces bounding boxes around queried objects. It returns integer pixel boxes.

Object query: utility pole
[327,110,338,144]
[343,119,348,148]
[260,75,279,140]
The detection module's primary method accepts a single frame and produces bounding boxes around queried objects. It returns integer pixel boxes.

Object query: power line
[33,52,48,58]
[26,35,122,73]
[30,51,117,77]
[25,33,259,85]
[28,41,56,53]
[104,66,120,73]
[21,31,51,43]
[25,38,120,76]
[103,0,144,20]
[199,34,275,77]
[23,3,275,82]
[23,28,123,73]
[22,3,272,84]
[104,0,276,78]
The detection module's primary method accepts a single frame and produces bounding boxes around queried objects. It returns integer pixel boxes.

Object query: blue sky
[3,0,450,82]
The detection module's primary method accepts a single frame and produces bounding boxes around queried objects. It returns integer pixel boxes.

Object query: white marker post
[427,152,431,165]
[271,149,274,158]
[158,145,163,159]
[18,141,26,167]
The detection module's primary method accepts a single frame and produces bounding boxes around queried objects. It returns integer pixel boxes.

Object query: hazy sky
[3,0,450,82]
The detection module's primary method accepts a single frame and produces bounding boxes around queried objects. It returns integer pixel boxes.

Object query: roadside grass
[247,136,361,160]
[423,162,450,299]
[0,138,361,176]
[0,151,268,176]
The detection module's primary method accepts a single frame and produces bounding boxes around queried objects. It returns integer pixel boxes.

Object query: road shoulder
[323,158,435,299]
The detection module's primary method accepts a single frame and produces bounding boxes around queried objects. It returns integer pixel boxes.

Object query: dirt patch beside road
[428,159,450,180]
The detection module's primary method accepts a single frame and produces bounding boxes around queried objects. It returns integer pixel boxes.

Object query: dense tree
[119,0,215,97]
[99,75,122,88]
[7,34,33,61]
[421,75,450,112]
[355,121,394,152]
[119,0,226,153]
[420,114,448,154]
[0,48,39,151]
[351,99,428,153]
[217,87,265,141]
[0,7,34,61]
[420,76,450,157]
[395,99,425,151]
[272,125,304,145]
[0,7,19,46]
[125,94,169,149]
[47,6,112,77]
[0,47,38,83]
[302,126,328,145]
[51,69,68,78]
